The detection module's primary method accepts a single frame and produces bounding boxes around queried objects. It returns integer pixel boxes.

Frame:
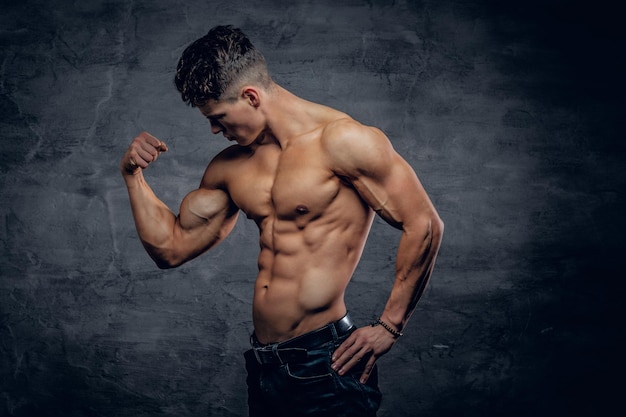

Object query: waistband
[248,312,355,366]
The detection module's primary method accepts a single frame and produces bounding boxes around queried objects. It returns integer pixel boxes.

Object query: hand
[331,324,397,384]
[120,131,169,175]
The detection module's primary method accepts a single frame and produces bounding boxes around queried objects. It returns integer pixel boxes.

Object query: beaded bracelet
[371,318,403,338]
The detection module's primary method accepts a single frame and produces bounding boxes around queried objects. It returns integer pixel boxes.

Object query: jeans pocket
[284,361,334,382]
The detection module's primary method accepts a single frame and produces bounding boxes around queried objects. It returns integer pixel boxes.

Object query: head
[174,25,272,107]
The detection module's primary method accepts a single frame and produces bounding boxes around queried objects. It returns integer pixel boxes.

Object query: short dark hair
[174,25,270,106]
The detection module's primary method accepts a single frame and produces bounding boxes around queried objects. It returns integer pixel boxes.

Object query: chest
[227,142,341,222]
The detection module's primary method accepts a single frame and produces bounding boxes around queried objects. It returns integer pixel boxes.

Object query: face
[198,91,264,146]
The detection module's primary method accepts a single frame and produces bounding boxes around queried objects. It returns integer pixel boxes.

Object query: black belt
[248,313,355,366]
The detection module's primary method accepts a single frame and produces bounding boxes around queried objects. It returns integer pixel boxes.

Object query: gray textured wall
[1,0,624,416]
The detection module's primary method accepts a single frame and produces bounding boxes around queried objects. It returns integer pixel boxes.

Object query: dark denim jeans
[244,330,382,417]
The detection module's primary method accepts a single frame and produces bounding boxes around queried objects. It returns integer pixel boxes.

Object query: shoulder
[200,144,251,189]
[320,118,397,178]
[214,144,253,163]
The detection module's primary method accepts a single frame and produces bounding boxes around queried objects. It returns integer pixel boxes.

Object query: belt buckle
[253,345,274,365]
[252,345,282,365]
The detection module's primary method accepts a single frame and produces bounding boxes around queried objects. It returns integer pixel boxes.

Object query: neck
[259,85,321,149]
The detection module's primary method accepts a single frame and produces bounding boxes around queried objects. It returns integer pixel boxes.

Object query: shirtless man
[120,26,443,417]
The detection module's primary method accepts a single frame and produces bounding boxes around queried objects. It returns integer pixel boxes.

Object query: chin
[236,138,254,147]
[240,135,262,146]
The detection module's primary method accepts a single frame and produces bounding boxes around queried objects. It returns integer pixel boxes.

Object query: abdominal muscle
[251,210,373,344]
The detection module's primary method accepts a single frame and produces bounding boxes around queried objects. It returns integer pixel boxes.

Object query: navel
[295,205,309,215]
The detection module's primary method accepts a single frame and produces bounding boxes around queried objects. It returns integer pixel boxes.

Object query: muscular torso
[210,117,374,343]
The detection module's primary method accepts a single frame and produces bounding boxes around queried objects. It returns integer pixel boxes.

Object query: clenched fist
[120,131,169,175]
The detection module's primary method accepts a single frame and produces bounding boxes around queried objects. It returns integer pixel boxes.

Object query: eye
[208,113,225,122]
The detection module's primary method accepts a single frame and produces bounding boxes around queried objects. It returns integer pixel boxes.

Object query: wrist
[371,317,404,338]
[121,165,141,177]
[121,167,144,183]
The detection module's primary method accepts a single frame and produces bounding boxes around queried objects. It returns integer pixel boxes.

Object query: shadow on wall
[1,0,625,416]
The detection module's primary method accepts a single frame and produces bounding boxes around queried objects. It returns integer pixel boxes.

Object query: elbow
[429,213,444,249]
[155,259,179,269]
[409,212,444,248]
[433,213,444,241]
[153,252,187,269]
[142,243,185,269]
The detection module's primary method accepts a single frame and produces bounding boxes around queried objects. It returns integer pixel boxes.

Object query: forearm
[123,171,179,266]
[381,213,444,331]
[331,213,443,382]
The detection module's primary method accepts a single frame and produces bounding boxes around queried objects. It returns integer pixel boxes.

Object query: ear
[241,87,261,108]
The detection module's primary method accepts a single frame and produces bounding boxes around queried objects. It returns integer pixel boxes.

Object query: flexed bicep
[168,188,239,266]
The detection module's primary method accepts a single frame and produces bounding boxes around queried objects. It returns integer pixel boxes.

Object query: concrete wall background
[1,0,623,416]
